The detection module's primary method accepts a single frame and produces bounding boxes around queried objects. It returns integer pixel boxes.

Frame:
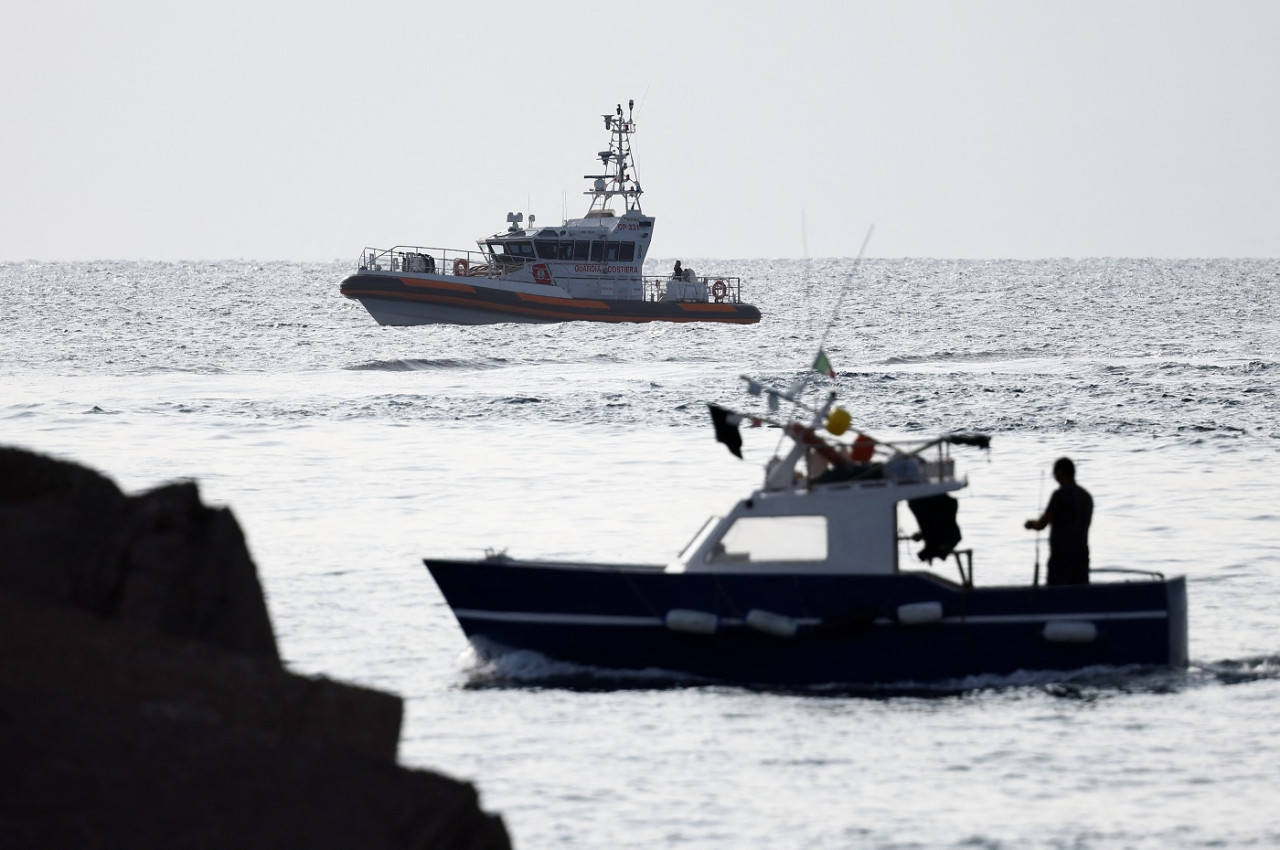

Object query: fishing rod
[1033,469,1045,586]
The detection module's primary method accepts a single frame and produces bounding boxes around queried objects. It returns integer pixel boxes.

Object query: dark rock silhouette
[0,447,277,659]
[0,446,510,849]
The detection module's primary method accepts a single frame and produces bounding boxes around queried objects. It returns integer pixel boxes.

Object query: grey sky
[3,0,1277,261]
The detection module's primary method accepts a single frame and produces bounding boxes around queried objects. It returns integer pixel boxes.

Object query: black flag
[708,404,743,459]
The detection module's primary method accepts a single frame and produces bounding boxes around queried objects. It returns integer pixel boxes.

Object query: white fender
[745,609,799,638]
[1043,621,1098,644]
[897,601,944,625]
[665,609,719,635]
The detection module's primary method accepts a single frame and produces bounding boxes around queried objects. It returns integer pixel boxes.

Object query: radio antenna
[635,83,651,117]
[819,224,874,351]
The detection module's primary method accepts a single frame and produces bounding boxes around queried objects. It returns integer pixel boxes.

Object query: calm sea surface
[2,257,1278,848]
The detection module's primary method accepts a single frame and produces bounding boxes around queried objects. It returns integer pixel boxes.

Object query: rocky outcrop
[0,447,278,660]
[0,447,510,849]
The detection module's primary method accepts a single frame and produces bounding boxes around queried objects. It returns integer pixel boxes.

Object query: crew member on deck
[672,260,683,279]
[1025,457,1094,585]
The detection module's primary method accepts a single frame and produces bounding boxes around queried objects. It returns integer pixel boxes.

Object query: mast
[584,99,643,216]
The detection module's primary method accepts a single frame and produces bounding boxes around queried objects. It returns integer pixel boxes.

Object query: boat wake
[454,641,1257,698]
[459,643,712,691]
[1192,654,1280,685]
[345,357,506,372]
[880,349,1052,367]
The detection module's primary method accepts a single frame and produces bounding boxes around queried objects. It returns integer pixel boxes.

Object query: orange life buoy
[453,258,470,276]
[711,280,727,301]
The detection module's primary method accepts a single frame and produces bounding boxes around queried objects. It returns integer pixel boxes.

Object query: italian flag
[812,348,835,379]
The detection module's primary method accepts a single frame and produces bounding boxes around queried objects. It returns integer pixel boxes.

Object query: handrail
[952,548,974,587]
[1091,567,1166,581]
[642,275,745,304]
[358,245,491,276]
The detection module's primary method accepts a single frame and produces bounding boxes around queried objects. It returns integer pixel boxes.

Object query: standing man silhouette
[1025,457,1093,585]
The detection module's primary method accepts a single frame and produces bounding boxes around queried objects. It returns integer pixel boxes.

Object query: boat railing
[359,250,749,301]
[915,457,956,483]
[799,437,966,490]
[359,246,499,278]
[1091,567,1166,581]
[643,275,745,305]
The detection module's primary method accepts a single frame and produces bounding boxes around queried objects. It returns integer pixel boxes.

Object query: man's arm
[1025,507,1052,531]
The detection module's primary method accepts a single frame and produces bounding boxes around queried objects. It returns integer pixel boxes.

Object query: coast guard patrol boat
[341,101,760,326]
[425,367,1188,687]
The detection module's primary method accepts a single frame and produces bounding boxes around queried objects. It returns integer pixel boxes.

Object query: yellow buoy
[826,407,851,436]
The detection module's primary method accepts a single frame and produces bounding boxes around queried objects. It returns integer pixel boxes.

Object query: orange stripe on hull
[398,277,476,293]
[515,291,609,308]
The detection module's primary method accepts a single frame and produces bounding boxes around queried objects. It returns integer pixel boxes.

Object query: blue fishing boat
[425,368,1188,687]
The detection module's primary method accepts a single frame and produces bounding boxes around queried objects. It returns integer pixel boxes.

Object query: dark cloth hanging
[907,494,962,562]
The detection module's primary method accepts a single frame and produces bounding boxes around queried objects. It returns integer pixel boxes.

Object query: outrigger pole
[710,226,992,473]
[739,376,906,457]
[818,224,876,352]
[785,224,876,412]
[744,223,876,465]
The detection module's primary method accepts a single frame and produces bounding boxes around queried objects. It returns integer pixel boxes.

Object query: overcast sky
[3,1,1277,261]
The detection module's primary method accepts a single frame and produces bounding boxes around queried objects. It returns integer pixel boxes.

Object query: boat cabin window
[579,241,638,264]
[499,241,534,258]
[533,240,580,261]
[706,515,828,564]
[573,241,590,261]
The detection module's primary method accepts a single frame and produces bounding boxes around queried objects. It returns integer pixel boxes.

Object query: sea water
[2,257,1278,848]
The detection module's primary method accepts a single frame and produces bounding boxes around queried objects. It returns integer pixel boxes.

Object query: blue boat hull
[424,559,1189,686]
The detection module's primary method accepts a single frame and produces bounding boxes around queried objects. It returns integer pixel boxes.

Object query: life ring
[711,280,727,301]
[453,258,470,276]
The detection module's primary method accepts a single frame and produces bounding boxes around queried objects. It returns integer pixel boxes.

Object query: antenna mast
[585,100,643,216]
